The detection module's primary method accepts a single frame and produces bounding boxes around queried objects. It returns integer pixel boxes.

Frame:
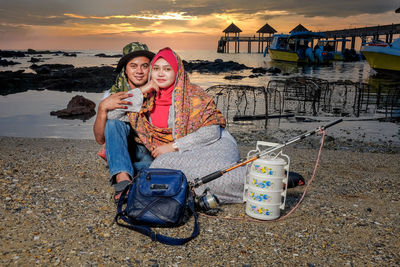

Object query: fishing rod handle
[191,171,223,188]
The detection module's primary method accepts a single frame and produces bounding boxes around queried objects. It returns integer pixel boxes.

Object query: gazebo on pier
[290,24,309,33]
[217,22,276,53]
[219,23,242,53]
[256,23,277,53]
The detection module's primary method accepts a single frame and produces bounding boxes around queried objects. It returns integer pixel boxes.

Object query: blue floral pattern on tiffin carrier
[248,204,271,216]
[251,164,274,175]
[248,191,271,202]
[251,178,274,189]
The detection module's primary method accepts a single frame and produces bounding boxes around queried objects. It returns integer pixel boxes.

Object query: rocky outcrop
[30,64,75,74]
[28,57,43,63]
[26,49,66,55]
[182,59,282,78]
[63,52,77,57]
[183,59,251,73]
[0,65,116,95]
[0,49,80,58]
[95,53,122,58]
[251,67,281,74]
[0,50,25,57]
[0,59,20,66]
[224,75,246,80]
[50,95,96,119]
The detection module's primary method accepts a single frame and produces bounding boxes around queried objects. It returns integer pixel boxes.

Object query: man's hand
[93,91,132,144]
[140,80,159,95]
[98,91,133,113]
[152,143,177,158]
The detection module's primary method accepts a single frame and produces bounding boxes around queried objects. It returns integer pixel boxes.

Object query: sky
[0,0,399,51]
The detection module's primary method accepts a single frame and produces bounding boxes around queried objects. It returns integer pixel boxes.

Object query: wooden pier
[217,36,273,53]
[217,23,275,53]
[323,23,400,50]
[217,23,400,53]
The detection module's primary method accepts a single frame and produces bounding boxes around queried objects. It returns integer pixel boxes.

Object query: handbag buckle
[150,184,169,190]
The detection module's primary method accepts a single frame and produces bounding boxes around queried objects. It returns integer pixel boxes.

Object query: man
[93,42,157,202]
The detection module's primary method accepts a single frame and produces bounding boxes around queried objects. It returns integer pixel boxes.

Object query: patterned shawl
[109,70,131,94]
[128,48,226,152]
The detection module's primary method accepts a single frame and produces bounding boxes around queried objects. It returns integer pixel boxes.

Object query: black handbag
[115,168,199,245]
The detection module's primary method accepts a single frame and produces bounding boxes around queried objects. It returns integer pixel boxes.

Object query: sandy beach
[1,0,400,265]
[1,135,399,266]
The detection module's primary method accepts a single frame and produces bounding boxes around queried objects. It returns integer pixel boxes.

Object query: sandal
[113,180,131,204]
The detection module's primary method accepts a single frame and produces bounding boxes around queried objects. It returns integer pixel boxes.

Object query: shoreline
[1,136,399,265]
[1,113,399,154]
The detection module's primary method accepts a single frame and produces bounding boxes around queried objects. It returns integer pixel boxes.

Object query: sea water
[0,49,399,139]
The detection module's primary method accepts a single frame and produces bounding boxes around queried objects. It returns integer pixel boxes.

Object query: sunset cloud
[63,12,195,21]
[0,0,398,50]
[64,13,87,19]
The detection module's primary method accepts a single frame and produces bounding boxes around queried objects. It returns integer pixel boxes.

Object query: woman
[118,47,245,203]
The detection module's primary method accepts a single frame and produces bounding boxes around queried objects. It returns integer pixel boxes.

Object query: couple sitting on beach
[93,42,245,203]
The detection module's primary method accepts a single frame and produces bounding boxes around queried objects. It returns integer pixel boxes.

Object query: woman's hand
[152,143,177,158]
[98,91,133,113]
[140,80,159,95]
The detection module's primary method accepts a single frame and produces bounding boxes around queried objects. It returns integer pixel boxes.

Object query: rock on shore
[1,137,399,266]
[0,49,79,57]
[0,59,21,66]
[183,59,251,73]
[50,95,96,119]
[0,66,116,95]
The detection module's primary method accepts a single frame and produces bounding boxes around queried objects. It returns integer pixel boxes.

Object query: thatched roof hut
[290,24,309,33]
[223,23,242,33]
[221,23,242,53]
[256,23,277,34]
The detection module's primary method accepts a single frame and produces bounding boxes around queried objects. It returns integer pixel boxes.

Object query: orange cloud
[64,13,87,19]
[63,12,196,21]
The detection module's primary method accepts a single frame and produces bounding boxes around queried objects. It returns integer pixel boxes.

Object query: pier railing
[219,36,273,42]
[323,24,400,38]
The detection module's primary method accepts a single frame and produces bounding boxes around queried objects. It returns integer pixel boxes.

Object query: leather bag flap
[138,169,183,197]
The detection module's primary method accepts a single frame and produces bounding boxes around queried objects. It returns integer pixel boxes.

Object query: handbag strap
[115,184,200,246]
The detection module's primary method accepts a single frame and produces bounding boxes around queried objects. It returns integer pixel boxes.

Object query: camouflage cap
[116,42,155,72]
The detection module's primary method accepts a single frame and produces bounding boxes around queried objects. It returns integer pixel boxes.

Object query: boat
[315,39,350,61]
[314,39,361,62]
[267,31,327,63]
[360,38,400,72]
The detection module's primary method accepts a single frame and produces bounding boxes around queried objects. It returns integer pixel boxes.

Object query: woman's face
[151,58,175,89]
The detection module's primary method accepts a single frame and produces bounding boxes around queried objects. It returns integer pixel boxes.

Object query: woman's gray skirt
[150,136,245,204]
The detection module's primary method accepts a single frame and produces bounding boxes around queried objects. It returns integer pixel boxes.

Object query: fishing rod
[190,118,343,188]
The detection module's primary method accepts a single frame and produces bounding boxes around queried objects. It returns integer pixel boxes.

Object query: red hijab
[149,49,178,128]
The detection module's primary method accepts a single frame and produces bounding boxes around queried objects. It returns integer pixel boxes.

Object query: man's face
[125,56,150,87]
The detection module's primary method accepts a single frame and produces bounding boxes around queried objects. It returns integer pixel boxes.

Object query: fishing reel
[194,187,220,215]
